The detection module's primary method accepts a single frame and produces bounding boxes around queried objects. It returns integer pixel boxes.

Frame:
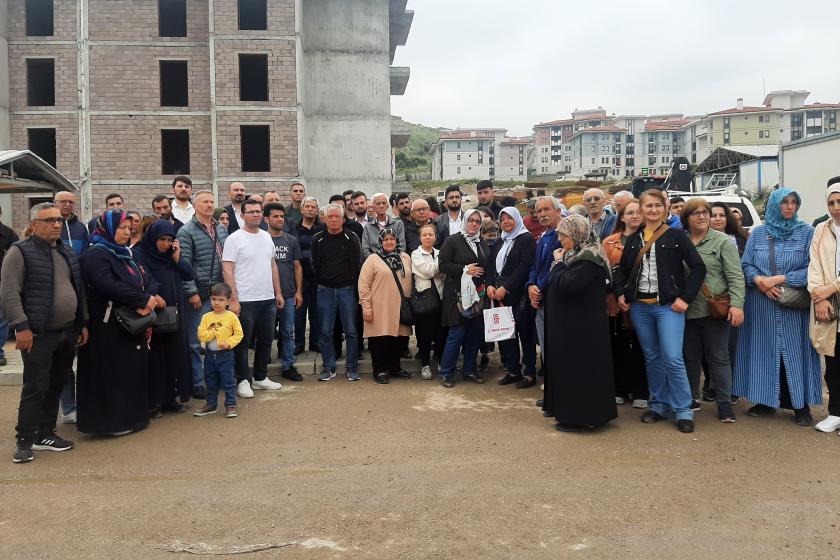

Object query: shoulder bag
[381,256,415,326]
[768,238,810,309]
[196,227,220,301]
[112,305,157,336]
[152,306,180,334]
[701,283,731,319]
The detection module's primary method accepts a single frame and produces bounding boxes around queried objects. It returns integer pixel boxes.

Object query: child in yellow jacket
[194,283,243,418]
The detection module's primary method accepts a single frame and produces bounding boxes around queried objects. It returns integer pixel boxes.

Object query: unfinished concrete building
[0,0,413,228]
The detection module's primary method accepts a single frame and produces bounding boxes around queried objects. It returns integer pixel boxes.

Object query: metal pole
[208,0,219,201]
[77,0,92,221]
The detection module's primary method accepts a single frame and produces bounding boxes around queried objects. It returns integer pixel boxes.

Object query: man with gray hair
[361,192,406,258]
[584,187,617,240]
[612,190,634,215]
[526,196,562,371]
[3,202,88,463]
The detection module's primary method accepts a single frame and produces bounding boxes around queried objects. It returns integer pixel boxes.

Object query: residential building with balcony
[430,128,529,181]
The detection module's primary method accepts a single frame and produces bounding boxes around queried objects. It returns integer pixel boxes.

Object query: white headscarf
[460,208,481,256]
[495,207,529,273]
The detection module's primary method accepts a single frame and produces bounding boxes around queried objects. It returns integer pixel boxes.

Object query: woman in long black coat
[77,211,162,436]
[543,215,617,432]
[487,207,537,387]
[134,220,194,414]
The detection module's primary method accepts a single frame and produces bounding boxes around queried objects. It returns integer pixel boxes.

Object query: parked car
[668,187,761,231]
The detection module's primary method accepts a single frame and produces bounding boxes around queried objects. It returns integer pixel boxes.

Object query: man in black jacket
[224,182,247,233]
[2,203,88,463]
[310,204,362,382]
[476,180,504,219]
[434,184,464,249]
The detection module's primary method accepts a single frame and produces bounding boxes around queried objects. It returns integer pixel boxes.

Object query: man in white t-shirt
[222,198,285,398]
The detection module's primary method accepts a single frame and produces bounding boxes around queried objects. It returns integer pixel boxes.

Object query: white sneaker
[251,378,282,391]
[615,396,625,405]
[237,379,255,399]
[632,399,648,409]
[815,415,840,433]
[61,410,77,424]
[421,366,433,380]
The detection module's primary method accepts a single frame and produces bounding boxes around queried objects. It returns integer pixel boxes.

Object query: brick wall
[213,39,296,106]
[8,44,77,110]
[88,0,210,41]
[7,0,77,40]
[213,0,295,36]
[215,111,298,177]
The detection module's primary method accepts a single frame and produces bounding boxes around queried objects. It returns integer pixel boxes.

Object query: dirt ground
[1,362,839,560]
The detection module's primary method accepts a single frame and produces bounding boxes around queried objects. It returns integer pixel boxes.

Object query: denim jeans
[187,297,213,389]
[0,317,8,360]
[630,303,693,421]
[235,299,277,382]
[684,317,732,404]
[438,317,483,379]
[204,349,236,408]
[16,328,76,441]
[59,371,77,415]
[316,285,359,372]
[295,278,319,349]
[277,300,296,370]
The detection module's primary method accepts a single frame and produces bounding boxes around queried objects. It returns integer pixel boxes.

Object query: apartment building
[429,127,531,181]
[1,0,413,228]
[532,108,611,175]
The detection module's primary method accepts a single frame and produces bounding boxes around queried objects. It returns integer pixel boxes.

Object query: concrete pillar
[0,0,12,220]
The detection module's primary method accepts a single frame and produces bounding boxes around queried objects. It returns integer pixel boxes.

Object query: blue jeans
[0,318,8,359]
[630,302,693,421]
[316,285,358,372]
[188,297,213,389]
[295,278,319,349]
[235,299,277,382]
[60,371,76,415]
[439,317,483,379]
[204,349,236,408]
[277,300,296,369]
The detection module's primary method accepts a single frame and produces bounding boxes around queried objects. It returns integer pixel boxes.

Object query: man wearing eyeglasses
[3,203,88,463]
[584,188,617,241]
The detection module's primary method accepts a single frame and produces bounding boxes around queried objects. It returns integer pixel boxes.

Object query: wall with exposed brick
[89,45,211,111]
[212,0,295,36]
[10,112,80,179]
[215,110,298,178]
[7,0,77,41]
[213,38,295,106]
[8,44,76,110]
[88,0,209,41]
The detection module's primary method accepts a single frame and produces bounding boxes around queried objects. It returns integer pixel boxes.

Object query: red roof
[708,106,777,116]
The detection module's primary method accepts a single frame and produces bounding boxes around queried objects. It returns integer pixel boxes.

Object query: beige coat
[807,221,840,356]
[358,252,413,338]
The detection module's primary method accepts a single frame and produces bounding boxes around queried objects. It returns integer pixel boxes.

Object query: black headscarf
[138,219,177,272]
[375,228,403,273]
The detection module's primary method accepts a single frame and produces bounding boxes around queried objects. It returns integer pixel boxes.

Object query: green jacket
[686,228,746,319]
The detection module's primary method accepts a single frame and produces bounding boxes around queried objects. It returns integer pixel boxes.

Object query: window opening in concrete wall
[26,0,54,36]
[160,60,189,107]
[240,125,270,172]
[26,58,55,106]
[27,128,57,167]
[161,129,191,175]
[238,0,267,30]
[159,0,187,37]
[239,54,268,101]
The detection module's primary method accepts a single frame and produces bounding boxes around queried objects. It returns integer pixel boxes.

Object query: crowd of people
[4,174,840,463]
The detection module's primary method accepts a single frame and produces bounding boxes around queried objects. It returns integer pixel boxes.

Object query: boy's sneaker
[420,366,433,380]
[252,378,282,391]
[346,370,360,381]
[12,440,33,463]
[281,366,303,382]
[318,369,336,381]
[225,406,238,418]
[237,380,254,398]
[192,404,218,417]
[32,432,74,452]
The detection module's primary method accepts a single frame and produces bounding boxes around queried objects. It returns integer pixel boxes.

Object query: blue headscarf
[764,187,802,240]
[91,210,133,259]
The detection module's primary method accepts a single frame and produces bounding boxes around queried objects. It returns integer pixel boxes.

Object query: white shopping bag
[483,303,516,342]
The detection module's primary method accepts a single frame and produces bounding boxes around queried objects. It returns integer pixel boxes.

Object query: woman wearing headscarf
[809,182,840,433]
[134,220,194,415]
[542,215,616,431]
[736,188,820,426]
[77,210,163,436]
[358,228,413,384]
[488,207,537,388]
[437,209,490,387]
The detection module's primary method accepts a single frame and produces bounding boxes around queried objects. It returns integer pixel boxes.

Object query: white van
[668,187,762,232]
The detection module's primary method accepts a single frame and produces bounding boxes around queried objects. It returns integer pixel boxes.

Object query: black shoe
[32,432,74,452]
[373,372,390,384]
[0,357,7,367]
[12,440,33,463]
[161,402,186,413]
[497,373,522,386]
[281,366,304,382]
[463,373,485,384]
[535,399,544,407]
[515,376,537,389]
[702,388,717,402]
[690,400,702,411]
[293,346,304,355]
[542,410,553,417]
[676,419,695,433]
[717,403,736,423]
[747,404,776,417]
[191,386,207,400]
[439,376,454,388]
[478,355,490,372]
[641,410,666,424]
[794,407,813,426]
[555,423,592,432]
[390,369,412,379]
[149,407,163,419]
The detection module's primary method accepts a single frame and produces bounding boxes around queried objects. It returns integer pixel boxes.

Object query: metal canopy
[0,150,77,194]
[694,145,779,175]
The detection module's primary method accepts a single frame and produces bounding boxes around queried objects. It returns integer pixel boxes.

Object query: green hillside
[394,120,444,173]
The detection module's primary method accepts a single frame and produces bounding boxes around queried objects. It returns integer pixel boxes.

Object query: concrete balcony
[389,1,414,63]
[390,66,410,95]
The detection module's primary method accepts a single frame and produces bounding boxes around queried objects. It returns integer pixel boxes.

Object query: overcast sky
[390,0,840,137]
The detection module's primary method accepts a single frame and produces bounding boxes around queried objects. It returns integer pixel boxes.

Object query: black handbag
[768,239,810,309]
[113,306,157,336]
[411,286,440,317]
[152,307,180,334]
[386,265,415,326]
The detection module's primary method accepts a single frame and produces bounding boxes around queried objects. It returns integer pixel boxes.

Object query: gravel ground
[1,365,839,559]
